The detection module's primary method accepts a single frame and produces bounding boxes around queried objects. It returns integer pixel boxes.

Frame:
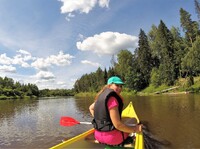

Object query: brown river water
[0,94,200,149]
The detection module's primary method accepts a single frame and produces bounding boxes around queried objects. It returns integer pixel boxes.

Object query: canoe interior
[52,129,134,149]
[60,132,105,148]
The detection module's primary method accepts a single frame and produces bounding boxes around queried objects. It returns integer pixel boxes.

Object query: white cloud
[47,51,74,66]
[59,0,96,14]
[59,0,110,20]
[65,13,75,21]
[0,65,16,73]
[77,34,85,40]
[0,49,35,68]
[35,71,55,80]
[81,60,101,67]
[57,81,65,85]
[35,79,55,84]
[17,49,31,55]
[31,58,51,71]
[68,13,75,18]
[0,53,12,65]
[13,55,30,68]
[31,51,74,70]
[77,32,138,55]
[16,49,35,61]
[98,0,109,7]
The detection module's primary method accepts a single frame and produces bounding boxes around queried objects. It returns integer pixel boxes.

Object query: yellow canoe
[50,102,144,149]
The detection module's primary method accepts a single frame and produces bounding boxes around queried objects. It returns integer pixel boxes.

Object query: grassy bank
[140,76,200,95]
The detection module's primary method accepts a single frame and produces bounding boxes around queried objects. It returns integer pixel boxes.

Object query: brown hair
[94,84,110,101]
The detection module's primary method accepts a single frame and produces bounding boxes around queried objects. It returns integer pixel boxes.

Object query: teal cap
[107,76,125,85]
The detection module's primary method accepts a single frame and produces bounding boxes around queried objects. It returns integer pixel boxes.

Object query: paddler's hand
[135,124,143,133]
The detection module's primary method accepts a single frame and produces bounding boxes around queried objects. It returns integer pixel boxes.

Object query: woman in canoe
[89,76,142,146]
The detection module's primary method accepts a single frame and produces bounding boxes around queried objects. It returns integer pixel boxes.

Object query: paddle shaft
[80,121,137,126]
[80,122,92,124]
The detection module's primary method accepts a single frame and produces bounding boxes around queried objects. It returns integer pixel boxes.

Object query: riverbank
[141,77,200,95]
[0,95,38,100]
[75,77,200,97]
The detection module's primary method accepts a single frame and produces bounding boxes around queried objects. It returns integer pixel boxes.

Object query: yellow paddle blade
[121,102,139,123]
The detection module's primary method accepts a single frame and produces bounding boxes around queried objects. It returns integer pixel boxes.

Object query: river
[0,94,200,149]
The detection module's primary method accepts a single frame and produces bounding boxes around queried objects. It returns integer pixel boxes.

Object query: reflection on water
[0,97,94,149]
[0,95,200,148]
[133,94,200,149]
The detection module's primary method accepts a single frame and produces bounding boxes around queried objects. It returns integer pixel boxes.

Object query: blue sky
[0,0,197,89]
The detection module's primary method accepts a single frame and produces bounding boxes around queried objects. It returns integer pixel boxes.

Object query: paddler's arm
[109,106,142,133]
[89,102,95,117]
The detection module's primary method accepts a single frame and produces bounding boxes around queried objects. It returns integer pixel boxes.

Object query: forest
[73,3,200,93]
[0,76,39,99]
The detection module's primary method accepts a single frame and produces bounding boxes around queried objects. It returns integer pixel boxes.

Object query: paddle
[60,116,137,127]
[60,117,91,126]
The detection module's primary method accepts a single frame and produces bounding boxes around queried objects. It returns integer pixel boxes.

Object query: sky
[0,0,198,89]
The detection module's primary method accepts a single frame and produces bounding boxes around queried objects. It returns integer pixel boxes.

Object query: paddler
[89,76,142,146]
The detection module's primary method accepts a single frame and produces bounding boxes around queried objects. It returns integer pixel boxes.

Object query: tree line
[39,89,75,97]
[0,76,75,99]
[0,76,39,99]
[74,4,200,93]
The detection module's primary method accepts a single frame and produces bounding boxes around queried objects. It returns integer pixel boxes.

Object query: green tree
[126,61,144,90]
[180,8,199,46]
[107,67,116,77]
[150,68,161,87]
[148,25,160,68]
[150,20,176,86]
[96,67,105,87]
[170,26,187,78]
[134,29,154,88]
[114,49,134,81]
[2,77,14,89]
[181,36,200,77]
[195,0,200,22]
[29,84,39,96]
[0,77,3,88]
[104,68,108,85]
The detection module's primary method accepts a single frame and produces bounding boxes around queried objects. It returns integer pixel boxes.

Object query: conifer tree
[195,0,200,22]
[170,26,187,78]
[148,25,160,68]
[104,68,108,85]
[134,29,154,89]
[153,20,176,86]
[180,8,199,46]
[182,36,200,77]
